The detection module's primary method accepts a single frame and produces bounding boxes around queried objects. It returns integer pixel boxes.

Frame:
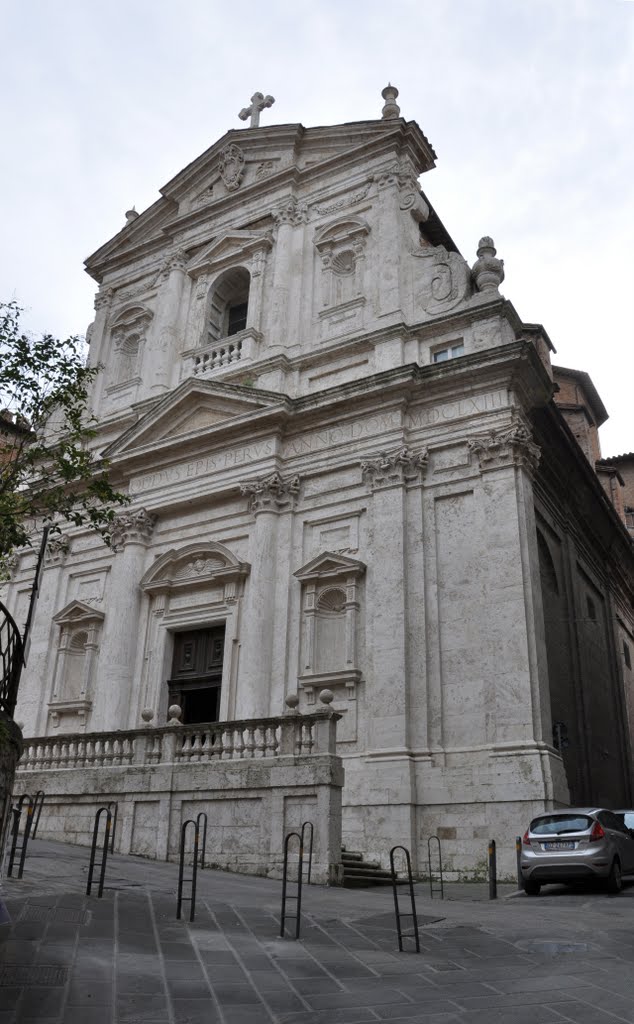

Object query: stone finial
[319,689,334,705]
[381,83,401,120]
[125,207,139,225]
[472,236,505,294]
[141,708,155,725]
[284,694,300,714]
[167,704,182,725]
[239,91,275,128]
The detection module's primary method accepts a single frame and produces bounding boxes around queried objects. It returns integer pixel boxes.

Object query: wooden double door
[168,626,225,724]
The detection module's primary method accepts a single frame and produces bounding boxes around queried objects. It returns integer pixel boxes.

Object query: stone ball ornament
[167,704,183,724]
[141,708,155,724]
[471,236,505,293]
[284,693,300,710]
[319,688,335,705]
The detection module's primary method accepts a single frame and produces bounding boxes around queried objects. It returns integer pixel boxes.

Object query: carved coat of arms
[219,144,245,191]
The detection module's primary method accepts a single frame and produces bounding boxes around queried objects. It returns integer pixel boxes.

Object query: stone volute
[471,236,505,293]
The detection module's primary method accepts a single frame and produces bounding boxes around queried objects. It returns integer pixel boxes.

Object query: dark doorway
[167,625,225,725]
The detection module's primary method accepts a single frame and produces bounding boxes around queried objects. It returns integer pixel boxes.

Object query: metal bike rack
[390,845,421,953]
[301,820,314,885]
[196,812,208,870]
[107,801,118,853]
[177,819,200,921]
[7,794,35,878]
[31,790,45,839]
[280,830,304,939]
[427,835,444,899]
[86,806,112,898]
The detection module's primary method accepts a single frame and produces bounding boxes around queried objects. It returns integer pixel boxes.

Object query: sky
[1,0,632,455]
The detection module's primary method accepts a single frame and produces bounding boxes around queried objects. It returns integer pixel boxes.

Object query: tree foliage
[0,301,128,573]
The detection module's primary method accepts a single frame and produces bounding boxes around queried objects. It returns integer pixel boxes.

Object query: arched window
[536,529,559,596]
[207,267,250,343]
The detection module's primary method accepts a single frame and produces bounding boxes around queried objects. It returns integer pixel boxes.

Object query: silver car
[520,808,634,895]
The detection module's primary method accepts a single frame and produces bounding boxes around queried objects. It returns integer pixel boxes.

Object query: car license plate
[543,841,575,850]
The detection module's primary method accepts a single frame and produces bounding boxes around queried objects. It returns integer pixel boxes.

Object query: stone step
[340,845,408,888]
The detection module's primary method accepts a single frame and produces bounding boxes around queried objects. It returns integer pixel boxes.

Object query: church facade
[8,88,634,877]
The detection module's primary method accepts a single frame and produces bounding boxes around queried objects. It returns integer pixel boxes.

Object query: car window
[599,811,626,833]
[614,812,634,833]
[529,815,593,835]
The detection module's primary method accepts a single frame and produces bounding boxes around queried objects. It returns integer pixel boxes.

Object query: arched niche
[206,267,251,344]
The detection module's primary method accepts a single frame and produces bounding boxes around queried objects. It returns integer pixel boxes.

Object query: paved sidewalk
[1,839,634,1024]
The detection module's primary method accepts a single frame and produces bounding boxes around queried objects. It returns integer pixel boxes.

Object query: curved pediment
[141,542,250,593]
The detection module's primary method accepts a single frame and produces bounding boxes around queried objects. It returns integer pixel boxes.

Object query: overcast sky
[2,0,632,455]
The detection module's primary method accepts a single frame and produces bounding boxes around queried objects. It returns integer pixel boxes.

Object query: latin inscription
[128,391,507,494]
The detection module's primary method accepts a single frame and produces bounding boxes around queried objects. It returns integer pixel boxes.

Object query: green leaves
[0,301,129,574]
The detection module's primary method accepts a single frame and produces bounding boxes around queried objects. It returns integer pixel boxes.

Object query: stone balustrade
[181,327,262,379]
[13,710,343,883]
[18,711,331,773]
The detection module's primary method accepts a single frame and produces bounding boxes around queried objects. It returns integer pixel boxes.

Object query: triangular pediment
[187,231,272,277]
[86,120,436,282]
[53,601,105,626]
[294,551,366,582]
[102,378,286,460]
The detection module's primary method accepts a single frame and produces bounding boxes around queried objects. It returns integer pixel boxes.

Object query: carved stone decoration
[361,446,429,490]
[94,287,114,312]
[219,144,245,191]
[373,159,428,222]
[273,196,309,227]
[413,245,471,315]
[240,471,301,514]
[255,160,275,179]
[468,424,541,476]
[161,247,188,279]
[471,236,505,293]
[44,534,70,568]
[110,508,158,553]
[312,182,372,216]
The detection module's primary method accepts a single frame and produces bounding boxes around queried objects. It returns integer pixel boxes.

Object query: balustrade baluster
[190,731,203,762]
[234,728,245,759]
[245,727,256,758]
[223,728,234,760]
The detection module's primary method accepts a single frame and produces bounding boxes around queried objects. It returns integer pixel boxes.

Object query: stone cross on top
[239,92,275,128]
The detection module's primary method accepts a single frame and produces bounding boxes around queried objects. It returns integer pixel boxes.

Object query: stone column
[270,199,307,348]
[361,447,428,751]
[91,509,157,731]
[149,249,188,395]
[372,160,428,318]
[237,472,300,718]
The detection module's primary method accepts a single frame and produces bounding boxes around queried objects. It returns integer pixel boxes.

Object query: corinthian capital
[110,508,158,552]
[361,446,429,490]
[240,471,300,514]
[468,424,540,476]
[273,196,308,227]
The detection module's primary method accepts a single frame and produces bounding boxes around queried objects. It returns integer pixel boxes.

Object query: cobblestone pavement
[1,839,634,1023]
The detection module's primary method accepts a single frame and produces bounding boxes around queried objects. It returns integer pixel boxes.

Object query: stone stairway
[341,847,406,888]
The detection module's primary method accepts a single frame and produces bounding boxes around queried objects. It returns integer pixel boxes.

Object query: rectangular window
[433,342,464,364]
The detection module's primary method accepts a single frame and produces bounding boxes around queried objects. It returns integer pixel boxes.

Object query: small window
[433,342,464,364]
[624,641,632,670]
[586,596,597,621]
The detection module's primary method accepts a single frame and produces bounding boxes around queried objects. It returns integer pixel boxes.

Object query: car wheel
[607,859,622,894]
[523,880,540,896]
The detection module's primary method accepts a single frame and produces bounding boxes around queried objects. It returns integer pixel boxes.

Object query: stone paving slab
[1,839,634,1023]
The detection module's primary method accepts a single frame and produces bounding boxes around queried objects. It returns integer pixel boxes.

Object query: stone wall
[14,711,344,884]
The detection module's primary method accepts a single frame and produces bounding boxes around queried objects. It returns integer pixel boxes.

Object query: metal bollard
[488,839,497,900]
[515,835,522,889]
